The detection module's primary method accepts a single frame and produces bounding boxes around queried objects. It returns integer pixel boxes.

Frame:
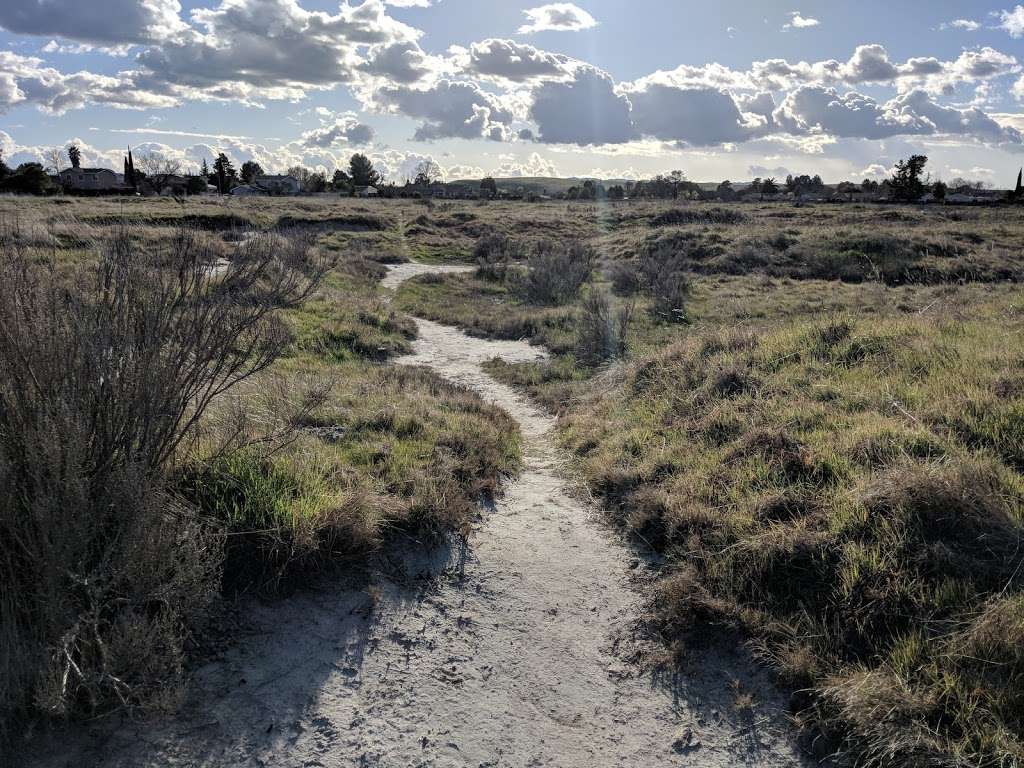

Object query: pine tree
[1016,168,1022,197]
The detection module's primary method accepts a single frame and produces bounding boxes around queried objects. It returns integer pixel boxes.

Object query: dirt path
[25,263,806,768]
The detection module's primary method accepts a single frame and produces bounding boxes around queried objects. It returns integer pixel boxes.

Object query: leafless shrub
[0,224,323,735]
[473,233,525,281]
[638,242,691,322]
[519,240,595,305]
[575,288,632,366]
[608,260,641,296]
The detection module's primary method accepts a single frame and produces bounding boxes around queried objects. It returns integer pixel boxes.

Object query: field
[3,194,1024,766]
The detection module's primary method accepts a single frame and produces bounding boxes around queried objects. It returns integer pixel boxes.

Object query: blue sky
[1,1,1023,183]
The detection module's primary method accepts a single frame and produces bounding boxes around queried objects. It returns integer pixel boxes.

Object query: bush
[608,260,641,296]
[473,233,525,281]
[651,206,747,226]
[638,243,691,322]
[0,225,321,735]
[575,288,632,367]
[519,240,595,305]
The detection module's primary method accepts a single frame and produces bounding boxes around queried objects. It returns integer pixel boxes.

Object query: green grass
[557,304,1024,764]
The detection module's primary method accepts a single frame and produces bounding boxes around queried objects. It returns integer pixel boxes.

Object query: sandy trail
[25,263,805,768]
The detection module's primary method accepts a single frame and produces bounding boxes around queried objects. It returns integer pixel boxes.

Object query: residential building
[59,167,123,191]
[255,174,301,195]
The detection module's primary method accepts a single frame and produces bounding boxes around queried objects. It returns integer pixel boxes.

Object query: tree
[332,168,351,193]
[200,158,210,180]
[607,184,625,200]
[479,176,497,199]
[67,144,81,169]
[861,178,879,193]
[761,177,779,195]
[213,153,235,194]
[0,148,8,180]
[137,152,183,193]
[890,155,928,201]
[45,147,66,175]
[0,163,52,195]
[717,180,736,202]
[931,181,947,201]
[185,174,207,195]
[412,159,442,186]
[240,160,264,183]
[348,153,380,187]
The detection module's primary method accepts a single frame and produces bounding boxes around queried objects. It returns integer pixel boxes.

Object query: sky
[1,0,1024,184]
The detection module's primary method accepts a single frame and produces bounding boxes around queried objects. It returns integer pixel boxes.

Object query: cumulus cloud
[357,40,442,85]
[529,66,634,144]
[453,39,572,83]
[490,151,558,177]
[773,85,1021,143]
[136,0,420,98]
[373,79,514,140]
[627,84,768,145]
[746,45,1019,95]
[1000,6,1024,37]
[0,0,187,46]
[784,12,819,29]
[0,50,177,113]
[517,3,597,33]
[774,86,925,139]
[301,114,375,147]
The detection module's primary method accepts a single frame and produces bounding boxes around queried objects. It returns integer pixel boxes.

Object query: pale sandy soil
[21,263,807,768]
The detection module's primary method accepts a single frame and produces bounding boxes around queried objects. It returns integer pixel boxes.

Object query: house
[59,167,122,191]
[255,174,301,195]
[230,184,266,197]
[946,192,979,204]
[355,185,378,197]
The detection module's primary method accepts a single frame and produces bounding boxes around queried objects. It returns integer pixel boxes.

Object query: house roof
[61,167,116,174]
[256,174,298,182]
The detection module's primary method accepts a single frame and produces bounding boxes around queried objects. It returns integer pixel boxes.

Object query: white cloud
[135,0,420,99]
[453,38,573,84]
[1000,5,1024,37]
[941,19,980,31]
[490,151,558,177]
[0,50,177,114]
[301,114,375,147]
[857,163,889,178]
[517,3,597,34]
[373,79,515,140]
[1013,76,1024,101]
[784,12,820,29]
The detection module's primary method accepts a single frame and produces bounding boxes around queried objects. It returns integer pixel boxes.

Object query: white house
[355,185,378,197]
[59,167,122,191]
[255,174,301,195]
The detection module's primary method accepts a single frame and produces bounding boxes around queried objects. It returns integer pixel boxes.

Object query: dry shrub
[0,225,322,735]
[651,206,748,226]
[637,242,691,322]
[574,288,632,367]
[473,233,525,281]
[519,240,595,305]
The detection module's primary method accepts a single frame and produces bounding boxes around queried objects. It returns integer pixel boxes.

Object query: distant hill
[448,176,751,194]
[448,176,630,195]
